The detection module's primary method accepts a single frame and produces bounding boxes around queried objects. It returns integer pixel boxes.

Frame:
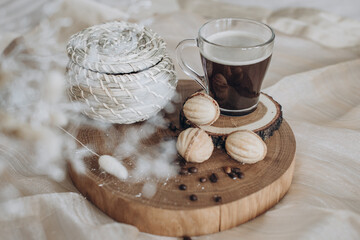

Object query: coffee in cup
[176,18,275,116]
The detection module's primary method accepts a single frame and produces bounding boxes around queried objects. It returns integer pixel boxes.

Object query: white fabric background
[0,0,359,239]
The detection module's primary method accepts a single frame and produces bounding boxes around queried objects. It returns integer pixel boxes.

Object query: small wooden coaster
[180,91,282,140]
[68,80,296,237]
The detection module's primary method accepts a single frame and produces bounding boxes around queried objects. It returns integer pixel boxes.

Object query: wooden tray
[68,80,296,237]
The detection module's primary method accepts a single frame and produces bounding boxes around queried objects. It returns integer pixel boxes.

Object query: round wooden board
[68,80,296,237]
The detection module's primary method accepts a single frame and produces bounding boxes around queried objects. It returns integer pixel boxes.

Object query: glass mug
[176,18,275,116]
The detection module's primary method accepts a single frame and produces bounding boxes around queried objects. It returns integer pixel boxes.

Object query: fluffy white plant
[0,1,179,216]
[0,16,102,188]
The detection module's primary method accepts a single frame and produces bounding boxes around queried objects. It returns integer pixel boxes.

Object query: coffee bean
[173,158,187,167]
[228,172,237,179]
[183,236,192,240]
[199,177,207,183]
[168,122,177,132]
[209,173,218,183]
[236,172,244,179]
[179,184,187,190]
[214,195,222,202]
[179,168,188,175]
[232,167,241,173]
[190,194,198,201]
[179,159,186,167]
[223,166,231,174]
[188,167,198,173]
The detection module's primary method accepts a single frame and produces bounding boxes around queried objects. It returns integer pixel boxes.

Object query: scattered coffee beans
[190,194,198,201]
[173,158,186,167]
[179,168,188,175]
[228,172,237,179]
[168,122,178,132]
[179,184,187,190]
[179,159,186,167]
[232,167,241,173]
[214,195,222,203]
[199,177,207,183]
[209,173,218,183]
[223,166,231,174]
[188,167,198,173]
[236,172,244,179]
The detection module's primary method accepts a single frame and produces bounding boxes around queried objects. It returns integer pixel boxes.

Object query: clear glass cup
[176,18,275,116]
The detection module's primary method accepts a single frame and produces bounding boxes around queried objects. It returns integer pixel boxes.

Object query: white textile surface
[0,0,359,239]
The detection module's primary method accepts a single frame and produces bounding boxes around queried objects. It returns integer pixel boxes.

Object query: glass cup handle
[175,39,207,90]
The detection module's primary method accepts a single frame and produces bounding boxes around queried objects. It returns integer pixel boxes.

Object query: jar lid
[67,21,166,74]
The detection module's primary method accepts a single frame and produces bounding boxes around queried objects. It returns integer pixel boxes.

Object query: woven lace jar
[66,21,177,124]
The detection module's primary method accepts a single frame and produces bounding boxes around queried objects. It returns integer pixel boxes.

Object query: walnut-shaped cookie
[225,130,267,164]
[183,92,220,126]
[176,128,213,163]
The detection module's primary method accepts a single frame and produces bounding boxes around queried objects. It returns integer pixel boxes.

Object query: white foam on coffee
[201,30,272,66]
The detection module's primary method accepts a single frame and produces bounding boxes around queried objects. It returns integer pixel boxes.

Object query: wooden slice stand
[68,80,296,237]
[180,92,283,140]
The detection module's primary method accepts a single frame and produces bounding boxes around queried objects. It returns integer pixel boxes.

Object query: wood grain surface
[68,80,296,237]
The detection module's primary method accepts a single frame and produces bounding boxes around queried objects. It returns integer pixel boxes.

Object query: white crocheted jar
[66,21,177,124]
